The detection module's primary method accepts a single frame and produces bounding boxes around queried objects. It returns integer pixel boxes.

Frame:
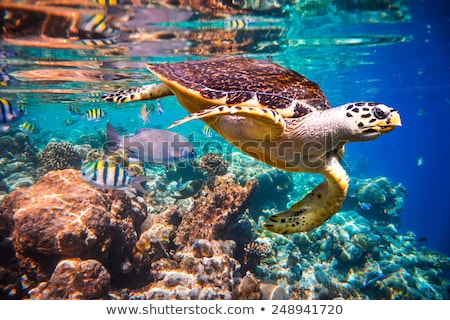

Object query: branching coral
[37,142,82,176]
[198,153,228,178]
[243,241,271,263]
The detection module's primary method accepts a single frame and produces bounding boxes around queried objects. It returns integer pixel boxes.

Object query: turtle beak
[360,107,402,138]
[378,109,402,133]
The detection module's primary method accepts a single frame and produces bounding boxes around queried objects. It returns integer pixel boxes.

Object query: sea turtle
[102,56,401,234]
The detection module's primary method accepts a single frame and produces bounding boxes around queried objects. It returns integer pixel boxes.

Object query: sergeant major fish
[85,108,107,121]
[106,123,195,166]
[0,98,25,131]
[80,160,150,193]
[19,121,39,134]
[67,104,83,115]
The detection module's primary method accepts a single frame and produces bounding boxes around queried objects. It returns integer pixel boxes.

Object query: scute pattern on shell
[148,57,331,116]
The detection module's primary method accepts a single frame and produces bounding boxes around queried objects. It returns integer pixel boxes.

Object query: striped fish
[0,66,10,86]
[80,160,150,193]
[67,104,82,115]
[85,108,106,121]
[94,0,119,7]
[79,14,115,35]
[224,18,253,29]
[202,125,213,137]
[76,13,120,47]
[1,98,25,131]
[19,121,39,134]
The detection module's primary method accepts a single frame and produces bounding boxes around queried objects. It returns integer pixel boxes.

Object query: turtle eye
[373,107,387,119]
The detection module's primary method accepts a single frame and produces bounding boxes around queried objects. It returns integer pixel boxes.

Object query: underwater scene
[0,0,449,300]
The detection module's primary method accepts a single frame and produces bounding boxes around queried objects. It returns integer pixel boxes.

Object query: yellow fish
[85,108,106,121]
[139,104,151,124]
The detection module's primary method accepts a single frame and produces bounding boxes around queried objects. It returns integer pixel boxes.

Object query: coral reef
[252,209,450,300]
[139,239,240,299]
[76,129,106,149]
[29,258,111,299]
[0,146,448,300]
[233,272,261,300]
[0,169,146,298]
[174,174,258,248]
[352,176,407,227]
[198,153,228,180]
[0,132,39,196]
[227,152,294,213]
[37,142,82,176]
[120,171,259,299]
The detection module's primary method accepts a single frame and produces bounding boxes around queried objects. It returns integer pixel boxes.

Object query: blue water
[0,0,448,256]
[338,0,450,256]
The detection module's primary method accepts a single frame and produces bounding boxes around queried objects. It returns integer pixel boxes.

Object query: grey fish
[80,160,150,193]
[106,123,195,166]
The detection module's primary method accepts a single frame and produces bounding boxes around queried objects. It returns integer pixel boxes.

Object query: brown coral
[174,174,258,248]
[244,241,271,262]
[141,239,240,299]
[198,153,228,179]
[0,169,146,286]
[37,141,82,176]
[29,258,111,299]
[233,272,261,300]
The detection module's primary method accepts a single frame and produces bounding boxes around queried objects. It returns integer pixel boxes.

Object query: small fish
[202,125,213,137]
[416,107,427,117]
[80,160,151,193]
[0,66,10,86]
[0,98,25,131]
[19,121,39,134]
[174,179,204,199]
[176,178,183,190]
[95,0,119,6]
[139,104,151,124]
[79,14,111,35]
[61,118,78,126]
[156,102,164,115]
[85,108,106,121]
[359,202,372,210]
[75,13,120,47]
[363,272,388,288]
[417,237,428,242]
[67,104,82,115]
[106,123,195,166]
[225,18,252,29]
[417,157,424,167]
[79,38,118,47]
[17,101,26,112]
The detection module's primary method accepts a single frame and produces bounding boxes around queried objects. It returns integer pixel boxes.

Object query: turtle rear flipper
[101,83,173,103]
[263,152,349,233]
[169,105,286,140]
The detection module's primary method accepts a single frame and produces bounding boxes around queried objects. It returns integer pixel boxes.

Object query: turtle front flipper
[263,152,349,234]
[102,83,173,103]
[169,105,286,140]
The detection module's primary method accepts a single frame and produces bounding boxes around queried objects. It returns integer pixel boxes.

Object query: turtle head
[342,102,401,141]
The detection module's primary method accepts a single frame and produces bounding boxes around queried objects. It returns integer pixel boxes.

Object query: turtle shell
[146,56,331,118]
